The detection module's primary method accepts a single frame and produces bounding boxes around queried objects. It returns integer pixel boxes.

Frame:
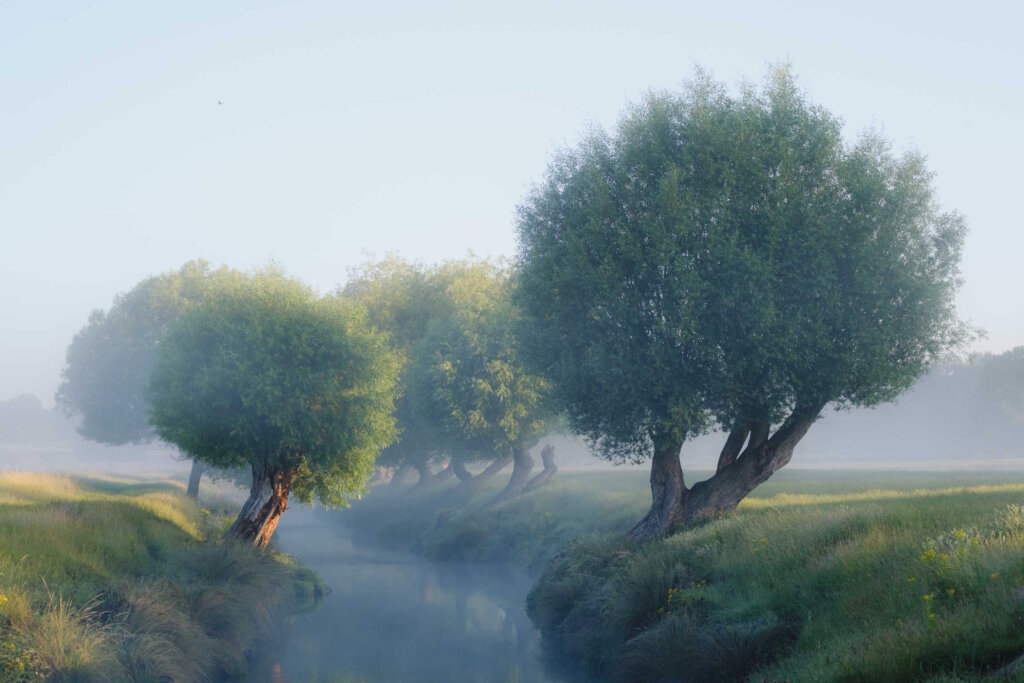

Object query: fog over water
[247,506,570,683]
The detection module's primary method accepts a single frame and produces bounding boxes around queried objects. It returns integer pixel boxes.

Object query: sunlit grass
[0,472,322,681]
[514,470,1024,682]
[741,482,1024,509]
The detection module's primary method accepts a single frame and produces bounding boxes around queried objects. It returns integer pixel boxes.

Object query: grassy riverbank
[0,472,322,682]
[352,468,1024,681]
[347,470,648,569]
[529,477,1024,682]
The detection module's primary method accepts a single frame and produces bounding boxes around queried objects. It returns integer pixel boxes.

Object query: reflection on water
[244,505,569,683]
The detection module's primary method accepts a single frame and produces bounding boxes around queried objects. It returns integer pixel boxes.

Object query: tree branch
[716,422,750,473]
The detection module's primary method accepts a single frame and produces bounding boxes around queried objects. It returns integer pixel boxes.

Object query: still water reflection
[245,505,569,683]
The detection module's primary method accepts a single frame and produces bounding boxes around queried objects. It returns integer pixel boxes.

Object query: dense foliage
[411,259,552,459]
[341,257,449,477]
[148,267,401,544]
[344,257,554,491]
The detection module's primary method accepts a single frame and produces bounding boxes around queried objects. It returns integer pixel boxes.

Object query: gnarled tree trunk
[388,464,416,489]
[629,407,823,542]
[489,443,535,507]
[413,461,441,488]
[227,463,295,548]
[524,444,558,491]
[451,460,474,482]
[715,422,750,473]
[628,433,686,540]
[186,459,207,500]
[371,465,395,484]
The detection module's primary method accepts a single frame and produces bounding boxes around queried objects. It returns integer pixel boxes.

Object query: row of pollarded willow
[514,66,969,540]
[58,65,968,548]
[343,257,557,506]
[60,262,403,547]
[59,257,555,548]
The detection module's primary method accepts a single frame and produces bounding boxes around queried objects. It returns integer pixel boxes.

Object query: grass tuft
[0,472,320,681]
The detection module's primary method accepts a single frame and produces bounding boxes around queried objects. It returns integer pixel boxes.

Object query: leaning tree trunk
[451,460,474,483]
[629,407,823,542]
[524,444,558,491]
[227,463,295,549]
[186,459,207,500]
[453,453,513,494]
[489,443,535,507]
[435,460,456,481]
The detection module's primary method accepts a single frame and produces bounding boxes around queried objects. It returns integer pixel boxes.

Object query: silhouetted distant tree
[57,261,231,498]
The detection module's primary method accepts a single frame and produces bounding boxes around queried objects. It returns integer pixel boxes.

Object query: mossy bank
[0,472,324,682]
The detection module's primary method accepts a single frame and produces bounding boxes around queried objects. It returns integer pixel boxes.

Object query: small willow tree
[148,268,401,547]
[57,260,229,498]
[515,67,968,539]
[409,259,554,504]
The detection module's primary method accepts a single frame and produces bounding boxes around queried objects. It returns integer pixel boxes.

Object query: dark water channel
[244,505,571,683]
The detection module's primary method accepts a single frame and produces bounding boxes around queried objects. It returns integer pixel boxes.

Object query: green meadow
[0,472,322,682]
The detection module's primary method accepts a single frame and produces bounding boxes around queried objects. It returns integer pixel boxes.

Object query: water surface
[247,505,569,683]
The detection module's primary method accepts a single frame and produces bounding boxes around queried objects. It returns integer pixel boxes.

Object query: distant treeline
[0,394,177,471]
[797,350,1024,464]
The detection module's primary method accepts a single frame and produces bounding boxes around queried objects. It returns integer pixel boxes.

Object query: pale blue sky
[2,0,1022,405]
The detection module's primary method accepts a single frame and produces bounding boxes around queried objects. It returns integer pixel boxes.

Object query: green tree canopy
[56,261,233,498]
[148,267,401,546]
[410,258,555,501]
[341,257,449,481]
[57,260,221,445]
[343,257,555,496]
[515,66,967,538]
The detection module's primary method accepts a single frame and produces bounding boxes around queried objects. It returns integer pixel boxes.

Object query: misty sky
[2,1,1022,406]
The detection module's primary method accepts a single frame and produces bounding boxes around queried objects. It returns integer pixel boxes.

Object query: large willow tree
[148,268,401,547]
[515,67,967,539]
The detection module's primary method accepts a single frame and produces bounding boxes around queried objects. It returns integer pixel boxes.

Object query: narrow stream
[244,505,570,683]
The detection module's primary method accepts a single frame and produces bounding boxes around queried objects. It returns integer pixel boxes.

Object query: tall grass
[0,473,322,681]
[527,478,1024,682]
